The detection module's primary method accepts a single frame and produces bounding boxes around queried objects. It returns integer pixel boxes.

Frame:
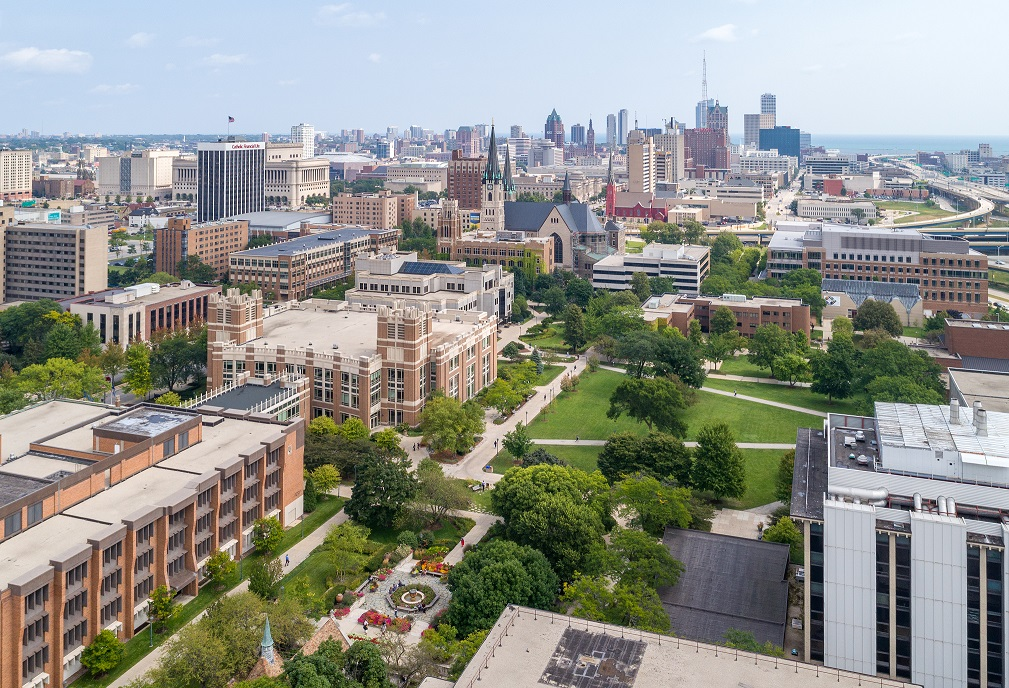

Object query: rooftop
[234,228,374,258]
[949,369,1009,414]
[454,605,909,688]
[0,453,90,481]
[98,407,195,439]
[791,426,829,520]
[158,417,281,475]
[232,210,332,229]
[659,529,789,647]
[874,401,1009,463]
[0,400,111,459]
[196,381,296,414]
[0,515,108,590]
[62,282,219,309]
[0,471,51,509]
[63,466,196,524]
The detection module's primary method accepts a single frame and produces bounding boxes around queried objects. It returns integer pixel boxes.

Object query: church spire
[483,123,501,182]
[562,171,572,205]
[503,141,515,197]
[261,616,275,665]
[606,153,614,185]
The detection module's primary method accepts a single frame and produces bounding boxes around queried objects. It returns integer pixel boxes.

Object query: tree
[683,220,706,244]
[772,353,812,386]
[445,539,559,636]
[511,294,531,322]
[651,332,706,388]
[711,232,743,263]
[413,457,471,523]
[480,378,522,415]
[616,330,660,378]
[337,417,370,441]
[18,358,107,402]
[372,427,401,452]
[705,331,743,368]
[811,336,858,403]
[154,391,182,406]
[723,628,785,657]
[775,450,795,506]
[629,272,651,302]
[502,421,533,460]
[859,327,893,350]
[522,448,566,466]
[612,475,691,536]
[691,423,745,500]
[325,522,371,580]
[310,464,341,493]
[710,305,737,336]
[541,286,567,316]
[344,633,394,688]
[560,576,670,633]
[308,415,339,436]
[649,276,676,296]
[176,254,217,283]
[561,304,587,352]
[530,347,544,375]
[303,475,319,513]
[832,316,854,339]
[148,585,176,633]
[565,278,594,308]
[248,559,283,600]
[345,456,418,529]
[852,299,903,336]
[252,516,283,553]
[605,527,684,588]
[149,622,232,688]
[762,516,803,560]
[858,340,943,396]
[204,550,236,589]
[863,375,945,410]
[598,432,693,486]
[420,394,485,455]
[501,341,522,360]
[81,629,124,677]
[150,326,205,392]
[687,319,704,347]
[747,324,793,376]
[607,376,687,436]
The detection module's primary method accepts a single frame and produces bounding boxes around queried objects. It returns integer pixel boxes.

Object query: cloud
[317,3,386,27]
[126,32,154,48]
[204,53,247,66]
[180,36,218,48]
[90,83,138,94]
[368,53,381,63]
[692,23,738,43]
[0,46,92,73]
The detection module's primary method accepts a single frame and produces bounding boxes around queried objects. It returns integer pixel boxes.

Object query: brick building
[641,292,811,338]
[768,222,988,317]
[5,223,108,302]
[0,401,304,688]
[447,150,485,210]
[207,291,497,426]
[944,319,1009,360]
[330,190,415,229]
[155,217,249,280]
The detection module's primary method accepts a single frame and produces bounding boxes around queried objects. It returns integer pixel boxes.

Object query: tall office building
[707,102,728,132]
[586,119,596,155]
[456,126,477,157]
[617,109,629,146]
[386,126,398,140]
[0,149,33,201]
[290,123,315,159]
[695,53,713,129]
[570,123,586,146]
[448,149,485,210]
[510,124,524,139]
[97,149,178,202]
[759,126,801,159]
[743,113,777,148]
[196,140,266,222]
[760,92,776,120]
[545,109,565,148]
[606,114,617,146]
[653,132,685,182]
[5,223,107,301]
[626,132,655,194]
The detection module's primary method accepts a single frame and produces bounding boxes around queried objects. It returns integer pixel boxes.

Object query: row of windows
[64,619,88,652]
[65,561,88,590]
[24,614,48,644]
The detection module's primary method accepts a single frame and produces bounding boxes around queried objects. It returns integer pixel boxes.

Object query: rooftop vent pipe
[947,497,957,517]
[913,493,922,512]
[977,409,988,438]
[950,399,960,423]
[938,496,948,516]
[827,485,888,506]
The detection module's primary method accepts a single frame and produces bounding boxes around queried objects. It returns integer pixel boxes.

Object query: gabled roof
[503,201,606,234]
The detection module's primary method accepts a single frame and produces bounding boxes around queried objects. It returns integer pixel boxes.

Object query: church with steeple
[479,123,515,233]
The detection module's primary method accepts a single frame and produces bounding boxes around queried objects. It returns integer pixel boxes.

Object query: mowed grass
[989,268,1009,289]
[715,356,773,378]
[527,370,821,443]
[702,377,857,416]
[736,449,789,509]
[489,444,603,475]
[875,200,954,224]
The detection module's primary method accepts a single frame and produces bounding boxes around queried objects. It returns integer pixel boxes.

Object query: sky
[1,0,1006,138]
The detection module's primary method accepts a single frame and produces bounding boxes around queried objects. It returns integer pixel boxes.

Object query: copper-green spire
[483,123,501,182]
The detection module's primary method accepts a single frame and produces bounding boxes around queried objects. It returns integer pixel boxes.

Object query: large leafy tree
[122,342,153,399]
[607,376,688,436]
[762,516,803,560]
[709,306,737,336]
[691,422,745,500]
[18,357,108,402]
[150,325,206,392]
[445,539,559,636]
[773,352,812,386]
[345,456,418,529]
[629,272,651,302]
[501,421,533,460]
[560,576,670,633]
[747,323,794,376]
[561,304,588,352]
[565,278,594,307]
[420,393,485,455]
[612,475,692,536]
[651,331,706,388]
[852,298,903,336]
[604,527,684,588]
[597,432,692,486]
[858,340,943,396]
[177,254,217,283]
[775,450,795,506]
[412,458,471,523]
[81,630,124,677]
[811,335,859,403]
[344,640,393,688]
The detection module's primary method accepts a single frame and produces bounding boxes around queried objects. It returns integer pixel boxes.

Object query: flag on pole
[228,116,235,123]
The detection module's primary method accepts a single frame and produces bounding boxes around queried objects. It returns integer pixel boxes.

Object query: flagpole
[227,116,231,137]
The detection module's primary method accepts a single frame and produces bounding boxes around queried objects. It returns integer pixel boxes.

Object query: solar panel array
[398,262,464,276]
[540,628,645,688]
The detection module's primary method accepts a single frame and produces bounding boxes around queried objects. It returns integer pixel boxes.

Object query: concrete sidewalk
[530,438,795,450]
[699,387,827,417]
[705,372,812,388]
[110,505,349,687]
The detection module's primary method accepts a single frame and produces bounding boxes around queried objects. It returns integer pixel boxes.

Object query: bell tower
[480,122,505,233]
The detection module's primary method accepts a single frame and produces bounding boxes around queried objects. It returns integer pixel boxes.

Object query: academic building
[0,401,305,688]
[154,217,249,280]
[791,399,1009,688]
[207,290,497,426]
[768,222,989,317]
[4,223,108,302]
[640,292,812,338]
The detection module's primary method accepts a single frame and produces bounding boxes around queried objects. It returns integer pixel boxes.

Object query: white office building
[739,149,798,175]
[591,243,710,294]
[97,149,178,202]
[792,400,1009,688]
[291,123,315,159]
[797,198,877,222]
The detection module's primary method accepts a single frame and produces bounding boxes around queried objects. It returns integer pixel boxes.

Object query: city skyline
[0,0,1005,137]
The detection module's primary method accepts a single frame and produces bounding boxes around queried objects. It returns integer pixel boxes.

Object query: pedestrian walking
[733,390,737,396]
[285,554,290,566]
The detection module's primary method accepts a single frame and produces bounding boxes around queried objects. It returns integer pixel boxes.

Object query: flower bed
[414,545,450,562]
[356,609,411,633]
[415,561,452,576]
[333,607,351,619]
[348,634,380,645]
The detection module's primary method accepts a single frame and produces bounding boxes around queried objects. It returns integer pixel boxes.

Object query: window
[5,511,22,537]
[27,502,43,527]
[163,437,175,457]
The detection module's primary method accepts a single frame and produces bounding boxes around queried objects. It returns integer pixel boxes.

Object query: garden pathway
[529,438,796,450]
[699,387,827,417]
[110,507,349,687]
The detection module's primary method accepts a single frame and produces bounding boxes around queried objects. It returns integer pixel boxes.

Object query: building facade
[97,150,178,202]
[228,228,399,301]
[61,282,221,345]
[264,143,329,207]
[791,400,1009,688]
[447,151,485,210]
[768,222,988,317]
[5,223,107,301]
[0,401,304,688]
[331,190,415,229]
[591,243,710,294]
[796,198,878,222]
[155,217,249,280]
[290,123,315,159]
[0,149,33,201]
[197,141,266,222]
[544,109,565,148]
[759,126,801,159]
[641,292,812,338]
[207,292,498,426]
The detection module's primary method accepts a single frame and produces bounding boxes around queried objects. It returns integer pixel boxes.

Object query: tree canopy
[345,456,418,529]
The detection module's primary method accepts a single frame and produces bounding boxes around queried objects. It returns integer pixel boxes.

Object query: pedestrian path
[530,438,795,450]
[110,506,349,687]
[699,387,827,417]
[705,372,812,387]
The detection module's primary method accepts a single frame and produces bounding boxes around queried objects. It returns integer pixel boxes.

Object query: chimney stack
[977,409,988,438]
[950,399,960,423]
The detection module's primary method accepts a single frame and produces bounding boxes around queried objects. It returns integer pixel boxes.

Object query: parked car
[796,567,806,582]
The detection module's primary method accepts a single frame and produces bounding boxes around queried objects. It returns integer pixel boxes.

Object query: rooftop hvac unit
[721,293,747,302]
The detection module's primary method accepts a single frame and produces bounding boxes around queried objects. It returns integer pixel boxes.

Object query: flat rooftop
[792,426,829,520]
[0,400,111,458]
[159,418,281,475]
[233,210,331,229]
[66,283,219,308]
[0,515,108,590]
[454,605,914,688]
[64,466,194,524]
[875,401,1009,462]
[234,228,373,258]
[0,453,90,481]
[98,407,195,438]
[950,369,1009,414]
[257,302,478,359]
[196,382,293,413]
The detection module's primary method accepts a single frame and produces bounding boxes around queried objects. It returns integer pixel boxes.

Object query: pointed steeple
[261,615,275,664]
[606,153,614,185]
[562,171,572,205]
[483,123,501,182]
[503,141,515,196]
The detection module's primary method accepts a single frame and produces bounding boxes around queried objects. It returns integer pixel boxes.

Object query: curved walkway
[530,438,795,450]
[705,372,812,388]
[699,387,827,417]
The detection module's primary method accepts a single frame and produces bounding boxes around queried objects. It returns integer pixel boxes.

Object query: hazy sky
[1,0,1004,137]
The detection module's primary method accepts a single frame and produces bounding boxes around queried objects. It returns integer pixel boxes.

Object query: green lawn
[527,370,821,443]
[715,356,772,378]
[75,495,347,688]
[902,326,926,339]
[626,239,645,254]
[497,360,565,387]
[490,444,602,474]
[990,268,1009,289]
[702,377,859,416]
[875,200,954,224]
[368,516,474,546]
[737,449,789,510]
